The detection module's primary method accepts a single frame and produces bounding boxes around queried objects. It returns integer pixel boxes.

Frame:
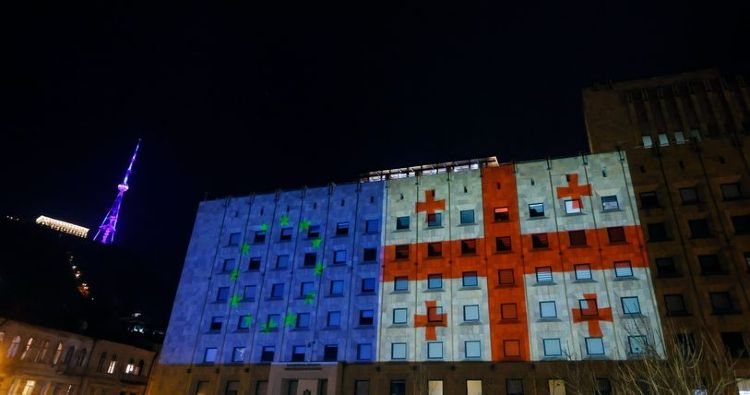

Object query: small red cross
[571,293,612,337]
[414,300,447,340]
[415,190,445,216]
[556,173,592,207]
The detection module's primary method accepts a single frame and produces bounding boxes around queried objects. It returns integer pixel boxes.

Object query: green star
[314,262,324,275]
[260,223,269,232]
[280,214,290,226]
[240,243,250,255]
[304,292,315,305]
[283,312,297,327]
[299,219,311,231]
[230,268,240,280]
[311,238,322,248]
[243,315,254,327]
[230,294,241,307]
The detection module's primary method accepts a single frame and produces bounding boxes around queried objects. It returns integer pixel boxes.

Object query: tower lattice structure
[93,139,141,244]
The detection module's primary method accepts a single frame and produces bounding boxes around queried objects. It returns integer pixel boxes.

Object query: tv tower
[93,139,141,244]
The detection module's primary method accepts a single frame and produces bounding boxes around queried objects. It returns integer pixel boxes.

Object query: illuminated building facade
[35,216,90,239]
[152,151,664,394]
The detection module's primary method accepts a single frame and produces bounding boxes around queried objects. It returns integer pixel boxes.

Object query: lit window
[463,305,480,321]
[462,271,478,287]
[565,199,582,214]
[460,210,475,224]
[494,207,510,222]
[574,264,592,280]
[427,342,443,359]
[428,274,443,289]
[543,338,562,356]
[529,203,545,217]
[614,261,633,277]
[427,213,442,227]
[391,343,407,360]
[465,341,481,359]
[540,301,557,319]
[658,133,669,146]
[396,216,410,230]
[674,131,686,144]
[393,308,408,324]
[125,360,136,373]
[601,195,619,211]
[107,357,117,374]
[586,337,605,356]
[642,135,653,148]
[622,296,641,315]
[535,266,553,283]
[394,276,409,291]
[232,347,245,362]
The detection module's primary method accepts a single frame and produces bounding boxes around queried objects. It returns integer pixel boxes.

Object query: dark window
[721,183,742,200]
[569,230,587,246]
[655,257,678,277]
[363,248,377,262]
[529,203,545,217]
[699,254,722,275]
[270,283,284,298]
[427,213,442,227]
[395,245,409,260]
[296,313,310,329]
[745,252,750,270]
[222,259,235,273]
[248,257,261,271]
[460,210,475,224]
[506,378,524,395]
[498,269,515,286]
[601,196,619,211]
[427,242,443,257]
[732,215,750,234]
[461,239,477,255]
[217,287,229,302]
[254,231,266,243]
[596,378,612,395]
[536,266,553,283]
[494,207,510,222]
[291,346,305,362]
[361,278,376,293]
[260,346,274,362]
[228,232,241,246]
[532,233,549,248]
[303,253,317,267]
[579,298,599,316]
[307,225,320,238]
[501,303,518,320]
[359,310,374,326]
[354,380,369,395]
[680,187,699,204]
[396,216,410,230]
[389,380,406,395]
[675,333,696,356]
[462,271,478,287]
[710,292,736,314]
[209,317,223,331]
[394,276,408,291]
[647,223,669,241]
[607,226,626,243]
[300,282,314,297]
[365,219,379,234]
[640,191,659,208]
[276,255,289,269]
[243,285,256,301]
[280,227,292,241]
[496,236,512,252]
[721,332,746,358]
[323,345,338,362]
[664,294,688,316]
[336,222,349,236]
[688,219,711,238]
[428,274,443,289]
[329,280,344,296]
[504,340,521,358]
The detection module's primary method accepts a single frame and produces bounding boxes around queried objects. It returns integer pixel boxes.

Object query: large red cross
[414,300,447,340]
[415,190,445,216]
[571,293,612,337]
[556,173,592,208]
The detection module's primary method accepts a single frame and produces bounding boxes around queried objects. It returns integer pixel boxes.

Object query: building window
[504,340,521,358]
[640,191,659,209]
[586,337,605,356]
[266,314,280,330]
[680,187,699,204]
[232,347,245,363]
[243,285,256,301]
[361,278,376,293]
[721,332,746,358]
[532,233,549,248]
[429,380,444,395]
[221,259,235,273]
[459,239,476,255]
[745,252,750,270]
[270,283,284,298]
[529,203,545,217]
[642,135,653,148]
[394,276,408,291]
[303,253,317,267]
[107,355,117,374]
[359,310,374,326]
[125,359,136,374]
[216,287,229,302]
[499,269,515,286]
[395,244,409,259]
[363,247,377,262]
[357,343,372,360]
[280,227,292,241]
[506,379,524,395]
[710,292,736,314]
[300,282,314,297]
[253,230,266,243]
[203,348,217,363]
[658,132,669,146]
[569,230,587,246]
[396,216,410,230]
[260,346,274,362]
[464,305,480,321]
[333,250,347,264]
[699,254,722,275]
[248,257,261,271]
[427,306,444,323]
[238,315,252,330]
[621,296,641,315]
[291,345,306,362]
[365,219,380,234]
[427,342,443,359]
[427,213,442,227]
[614,261,633,277]
[721,183,742,200]
[540,301,557,319]
[391,343,407,360]
[428,274,443,289]
[543,338,562,356]
[307,225,320,238]
[393,308,408,324]
[655,257,678,277]
[494,207,510,222]
[607,226,626,243]
[296,313,310,329]
[323,345,338,362]
[228,232,241,246]
[329,280,344,296]
[574,264,592,280]
[465,341,481,359]
[462,271,478,287]
[628,336,647,355]
[460,210,475,224]
[496,236,512,252]
[501,303,518,320]
[579,298,599,316]
[647,223,669,241]
[689,219,711,238]
[276,255,289,269]
[336,222,350,236]
[536,266,553,283]
[427,242,443,257]
[565,199,583,214]
[732,215,750,234]
[327,311,341,327]
[664,294,688,316]
[601,195,619,211]
[354,380,370,395]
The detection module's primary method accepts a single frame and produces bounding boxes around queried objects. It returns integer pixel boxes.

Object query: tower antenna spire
[93,138,141,244]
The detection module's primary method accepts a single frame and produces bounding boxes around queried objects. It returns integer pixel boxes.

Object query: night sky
[2,2,748,324]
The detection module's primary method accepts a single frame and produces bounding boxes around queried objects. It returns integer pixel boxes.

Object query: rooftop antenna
[93,139,141,244]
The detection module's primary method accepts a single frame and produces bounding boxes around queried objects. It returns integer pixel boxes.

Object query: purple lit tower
[93,139,141,244]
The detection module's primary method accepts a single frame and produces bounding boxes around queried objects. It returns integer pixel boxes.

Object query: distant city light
[35,216,90,238]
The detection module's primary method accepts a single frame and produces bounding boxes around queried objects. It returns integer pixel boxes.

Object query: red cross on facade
[414,300,447,340]
[415,190,445,216]
[556,173,592,208]
[571,293,612,337]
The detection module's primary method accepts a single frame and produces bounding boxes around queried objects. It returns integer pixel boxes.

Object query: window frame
[574,264,592,280]
[463,305,480,321]
[621,296,641,315]
[535,266,553,283]
[529,203,545,218]
[539,301,557,319]
[614,261,634,278]
[601,195,619,211]
[427,274,443,289]
[543,338,562,357]
[465,341,481,359]
[585,337,605,356]
[392,308,408,325]
[460,209,475,225]
[427,342,443,359]
[391,342,407,360]
[462,271,478,287]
